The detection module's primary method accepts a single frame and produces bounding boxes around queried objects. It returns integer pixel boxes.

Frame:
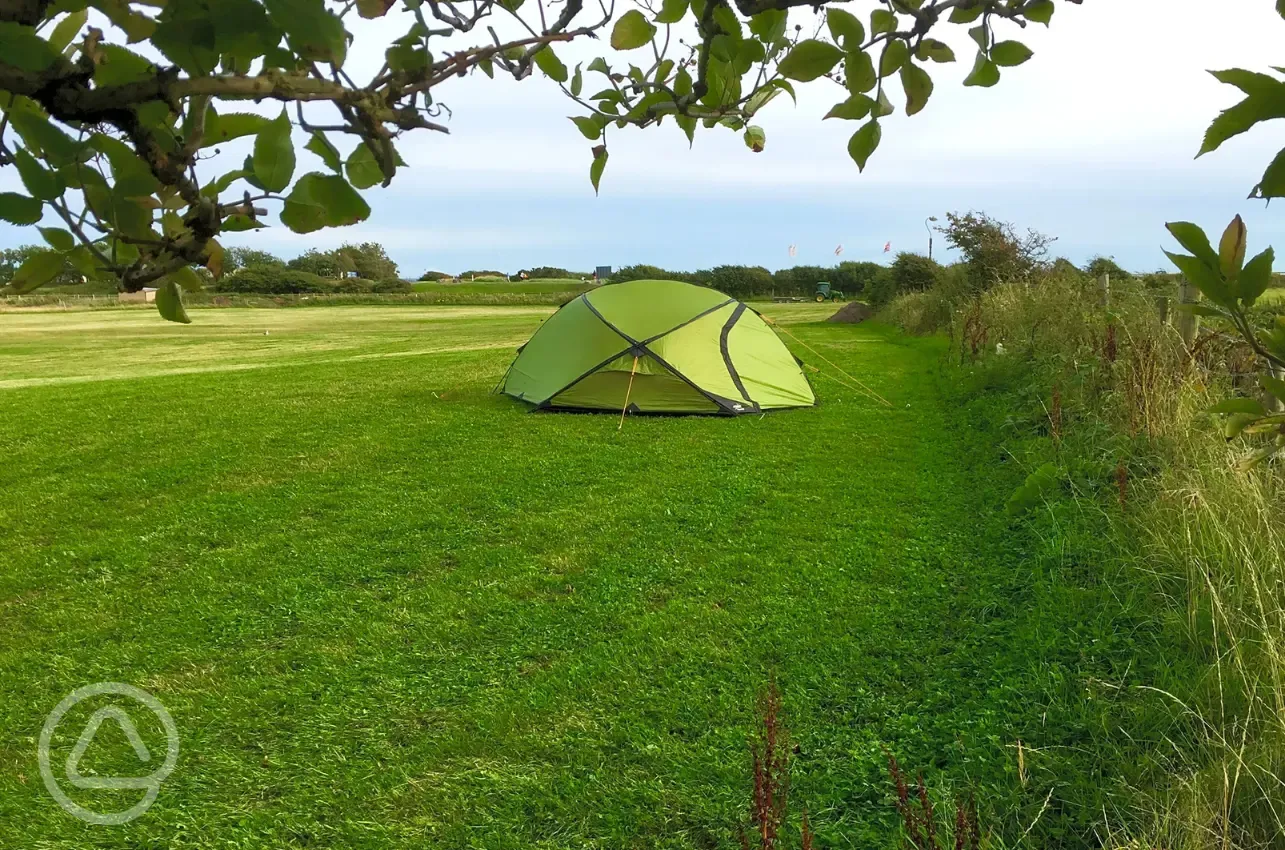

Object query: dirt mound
[826,301,873,323]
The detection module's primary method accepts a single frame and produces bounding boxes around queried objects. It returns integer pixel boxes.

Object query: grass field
[0,304,1168,848]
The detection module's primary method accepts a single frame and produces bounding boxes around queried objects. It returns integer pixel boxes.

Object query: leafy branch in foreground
[1164,216,1285,469]
[0,0,1078,319]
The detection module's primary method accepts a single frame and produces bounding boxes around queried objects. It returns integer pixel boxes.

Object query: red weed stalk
[1104,321,1118,363]
[744,677,791,850]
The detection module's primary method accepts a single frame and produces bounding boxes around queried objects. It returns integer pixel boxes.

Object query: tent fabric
[500,280,816,415]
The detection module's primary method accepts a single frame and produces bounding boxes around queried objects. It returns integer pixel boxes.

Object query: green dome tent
[499,279,815,415]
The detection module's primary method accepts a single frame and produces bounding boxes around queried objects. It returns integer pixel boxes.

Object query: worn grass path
[0,305,1159,848]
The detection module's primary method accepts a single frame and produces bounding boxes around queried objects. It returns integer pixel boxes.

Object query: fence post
[1177,278,1200,348]
[1097,273,1110,307]
[1154,296,1170,325]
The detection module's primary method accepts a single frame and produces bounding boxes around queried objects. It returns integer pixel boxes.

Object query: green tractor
[814,281,845,302]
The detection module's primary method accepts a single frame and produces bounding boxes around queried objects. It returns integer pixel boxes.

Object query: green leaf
[948,3,983,23]
[826,8,864,49]
[570,64,583,97]
[1210,397,1267,415]
[963,53,1000,88]
[845,50,876,93]
[39,226,75,251]
[847,119,880,171]
[1263,373,1285,403]
[357,0,393,17]
[747,8,786,42]
[611,10,656,50]
[1224,412,1261,440]
[870,9,896,34]
[0,22,59,71]
[990,40,1033,67]
[777,39,842,82]
[590,147,608,195]
[0,192,42,225]
[533,45,569,82]
[7,111,82,166]
[1240,247,1275,307]
[345,142,384,189]
[1165,222,1219,268]
[713,5,742,40]
[252,110,295,193]
[570,115,604,140]
[280,172,370,233]
[204,110,271,146]
[900,62,932,115]
[743,125,765,152]
[1024,0,1054,25]
[14,148,64,201]
[587,56,611,76]
[823,94,874,121]
[1251,146,1285,199]
[168,265,205,292]
[156,279,192,324]
[769,78,797,103]
[306,131,342,172]
[655,0,687,24]
[152,0,220,74]
[8,250,66,293]
[221,214,267,231]
[1164,250,1233,307]
[202,169,250,199]
[879,39,909,76]
[676,113,696,146]
[1218,214,1247,280]
[66,245,102,280]
[1005,463,1059,516]
[872,86,893,117]
[262,0,347,66]
[50,10,89,53]
[93,45,154,87]
[968,24,988,51]
[1179,302,1231,320]
[744,86,780,117]
[915,38,954,63]
[90,134,160,197]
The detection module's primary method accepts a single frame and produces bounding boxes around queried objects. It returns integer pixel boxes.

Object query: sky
[3,0,1285,277]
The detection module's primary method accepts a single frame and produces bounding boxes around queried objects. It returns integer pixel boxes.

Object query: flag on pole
[883,241,892,253]
[788,244,797,257]
[834,244,843,256]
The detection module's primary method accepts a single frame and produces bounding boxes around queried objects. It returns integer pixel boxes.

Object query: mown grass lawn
[0,304,1167,848]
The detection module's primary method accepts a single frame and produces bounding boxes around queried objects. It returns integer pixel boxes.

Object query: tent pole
[619,355,640,430]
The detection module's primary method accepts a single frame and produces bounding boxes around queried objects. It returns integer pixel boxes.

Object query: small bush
[372,278,412,293]
[458,269,508,279]
[418,270,452,281]
[708,265,774,298]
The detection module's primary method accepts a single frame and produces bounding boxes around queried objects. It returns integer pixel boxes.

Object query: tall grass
[881,275,1285,848]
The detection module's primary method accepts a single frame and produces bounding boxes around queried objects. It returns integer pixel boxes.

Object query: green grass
[0,304,1170,848]
[412,278,595,295]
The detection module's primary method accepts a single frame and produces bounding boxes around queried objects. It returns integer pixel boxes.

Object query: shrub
[372,278,412,293]
[458,269,508,279]
[940,210,1054,289]
[869,253,943,306]
[708,265,774,298]
[612,264,707,285]
[1084,255,1133,280]
[418,270,453,281]
[288,249,346,278]
[215,267,335,294]
[522,266,588,279]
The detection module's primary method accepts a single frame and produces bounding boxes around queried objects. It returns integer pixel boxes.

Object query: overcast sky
[3,0,1284,277]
